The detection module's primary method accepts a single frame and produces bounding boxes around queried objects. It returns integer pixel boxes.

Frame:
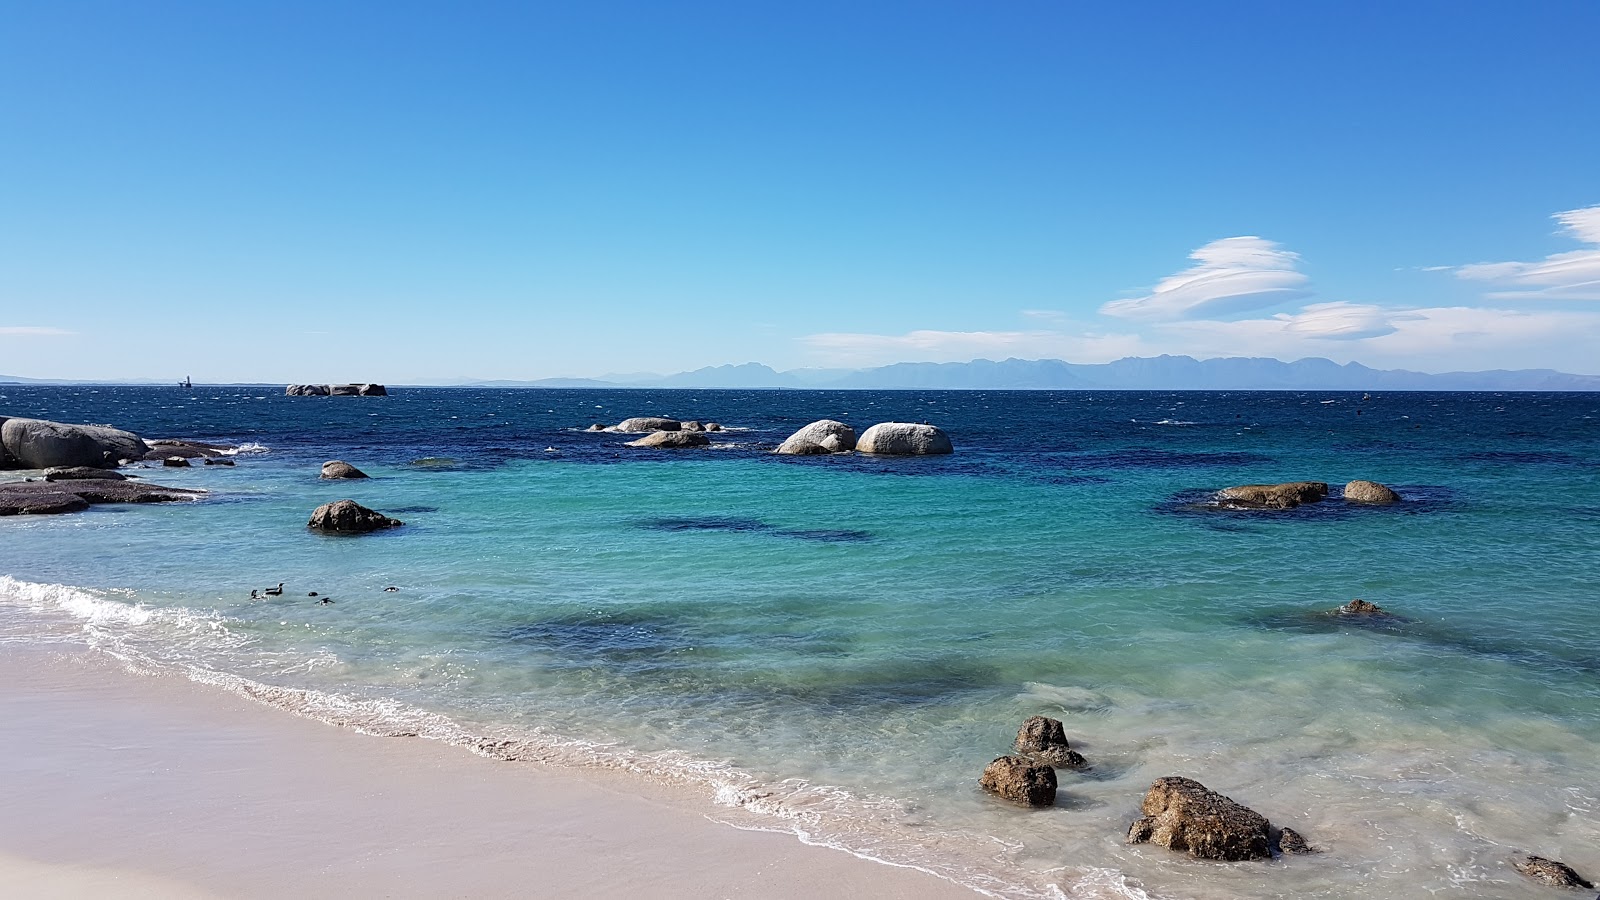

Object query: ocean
[2,386,1597,899]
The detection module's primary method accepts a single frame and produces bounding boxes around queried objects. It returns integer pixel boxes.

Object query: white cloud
[1455,204,1600,300]
[1100,236,1310,320]
[0,326,73,336]
[799,327,1147,367]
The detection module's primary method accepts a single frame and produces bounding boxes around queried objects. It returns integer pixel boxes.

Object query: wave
[0,573,1148,900]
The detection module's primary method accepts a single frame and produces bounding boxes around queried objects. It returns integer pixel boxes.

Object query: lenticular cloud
[1455,205,1600,301]
[1100,236,1311,321]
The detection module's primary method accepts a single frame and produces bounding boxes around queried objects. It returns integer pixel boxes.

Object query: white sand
[0,645,978,898]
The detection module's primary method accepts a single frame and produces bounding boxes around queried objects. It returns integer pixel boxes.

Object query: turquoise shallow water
[2,387,1598,898]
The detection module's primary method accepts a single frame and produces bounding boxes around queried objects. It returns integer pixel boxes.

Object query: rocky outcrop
[614,417,682,433]
[307,499,403,533]
[1127,776,1272,861]
[286,384,331,396]
[1215,482,1329,510]
[143,439,233,461]
[1513,855,1592,889]
[1344,480,1401,503]
[285,384,387,396]
[777,420,856,455]
[856,422,953,455]
[979,755,1057,807]
[1013,716,1087,768]
[627,431,709,449]
[44,466,127,482]
[0,489,91,516]
[705,423,723,432]
[321,460,369,479]
[0,418,149,470]
[0,478,204,515]
[680,421,706,432]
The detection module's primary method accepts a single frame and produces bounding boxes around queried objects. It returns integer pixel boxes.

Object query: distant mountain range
[450,355,1600,391]
[7,355,1600,390]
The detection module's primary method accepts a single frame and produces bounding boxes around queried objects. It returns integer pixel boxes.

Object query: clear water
[3,386,1597,899]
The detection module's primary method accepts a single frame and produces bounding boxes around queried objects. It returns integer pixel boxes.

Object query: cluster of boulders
[285,384,388,396]
[580,417,725,449]
[774,419,953,456]
[1215,479,1401,509]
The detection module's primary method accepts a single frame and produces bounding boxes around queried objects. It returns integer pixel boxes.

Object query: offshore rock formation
[1344,479,1401,503]
[627,431,709,449]
[1215,481,1329,510]
[855,422,953,455]
[321,460,369,479]
[776,420,856,455]
[612,417,682,433]
[285,384,388,396]
[1013,715,1087,768]
[0,417,149,470]
[979,755,1057,807]
[1127,776,1273,861]
[307,499,403,533]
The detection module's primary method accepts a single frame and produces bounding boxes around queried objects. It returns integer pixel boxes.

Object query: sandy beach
[0,644,977,899]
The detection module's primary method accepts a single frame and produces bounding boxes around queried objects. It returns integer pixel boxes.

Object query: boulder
[285,384,331,396]
[585,424,607,432]
[203,457,234,466]
[1276,827,1317,854]
[1013,715,1087,768]
[777,420,856,455]
[614,417,682,433]
[979,756,1057,807]
[856,422,952,455]
[1126,776,1272,861]
[1215,482,1329,510]
[0,418,149,470]
[321,460,369,479]
[1513,855,1592,889]
[1338,599,1388,616]
[627,431,709,449]
[1344,480,1401,503]
[357,384,388,396]
[0,479,204,513]
[0,489,91,516]
[163,457,191,467]
[308,499,403,533]
[44,466,127,482]
[681,421,706,432]
[705,423,723,432]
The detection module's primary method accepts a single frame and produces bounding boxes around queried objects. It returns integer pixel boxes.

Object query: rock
[357,384,388,396]
[203,457,234,466]
[1344,480,1401,503]
[1013,715,1088,768]
[1126,776,1272,861]
[1276,827,1317,854]
[777,420,856,455]
[0,418,150,470]
[329,384,360,396]
[856,422,952,455]
[1215,482,1329,510]
[289,384,387,396]
[585,424,607,432]
[43,466,127,482]
[1513,856,1592,889]
[321,460,369,479]
[681,421,706,432]
[143,440,230,461]
[1338,599,1388,616]
[979,755,1057,807]
[162,457,191,467]
[614,417,682,433]
[705,423,723,432]
[627,431,710,449]
[0,489,91,516]
[285,384,331,396]
[307,499,403,533]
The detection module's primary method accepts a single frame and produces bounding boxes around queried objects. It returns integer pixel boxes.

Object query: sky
[2,1,1598,383]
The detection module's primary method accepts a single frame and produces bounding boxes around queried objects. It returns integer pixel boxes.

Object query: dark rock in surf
[162,456,191,467]
[203,457,234,466]
[979,755,1057,807]
[627,430,709,449]
[1215,482,1329,510]
[1344,480,1401,503]
[0,478,204,515]
[143,440,230,461]
[44,466,127,482]
[321,460,369,479]
[308,499,403,534]
[1337,599,1393,617]
[1127,776,1272,861]
[1013,715,1088,768]
[0,489,91,516]
[1276,827,1317,854]
[1513,855,1592,889]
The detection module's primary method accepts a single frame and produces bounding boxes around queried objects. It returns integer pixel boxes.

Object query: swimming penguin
[308,591,318,597]
[250,589,260,600]
[263,583,284,596]
[318,598,334,605]
[383,586,399,592]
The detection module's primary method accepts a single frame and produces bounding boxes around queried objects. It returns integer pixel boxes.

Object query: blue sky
[3,1,1598,382]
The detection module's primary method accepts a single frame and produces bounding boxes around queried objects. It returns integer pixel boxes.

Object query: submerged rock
[627,431,709,449]
[1215,481,1329,510]
[203,457,234,466]
[979,755,1057,807]
[1513,855,1592,889]
[777,420,856,455]
[1013,715,1087,768]
[1127,776,1272,861]
[0,478,204,515]
[1276,827,1317,854]
[307,499,403,533]
[0,418,149,470]
[1344,480,1401,503]
[321,460,369,479]
[856,422,953,455]
[1338,599,1389,616]
[614,417,682,433]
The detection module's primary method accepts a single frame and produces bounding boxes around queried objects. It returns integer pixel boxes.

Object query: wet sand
[0,645,977,899]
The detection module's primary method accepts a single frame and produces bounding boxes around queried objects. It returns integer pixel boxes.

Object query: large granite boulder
[776,420,856,455]
[44,466,127,482]
[1513,855,1592,889]
[321,460,369,479]
[285,384,331,396]
[614,417,682,433]
[1127,776,1272,861]
[979,756,1056,807]
[0,418,149,470]
[1013,715,1087,768]
[1344,480,1401,503]
[856,422,953,455]
[1215,482,1329,510]
[627,431,709,449]
[308,499,403,533]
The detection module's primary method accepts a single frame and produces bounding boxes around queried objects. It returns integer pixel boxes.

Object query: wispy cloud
[799,327,1145,367]
[1455,204,1600,300]
[1099,236,1310,320]
[0,326,73,336]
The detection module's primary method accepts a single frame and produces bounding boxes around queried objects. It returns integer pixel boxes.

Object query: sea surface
[2,386,1597,899]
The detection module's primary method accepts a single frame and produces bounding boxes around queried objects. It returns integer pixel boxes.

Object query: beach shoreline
[0,643,979,899]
